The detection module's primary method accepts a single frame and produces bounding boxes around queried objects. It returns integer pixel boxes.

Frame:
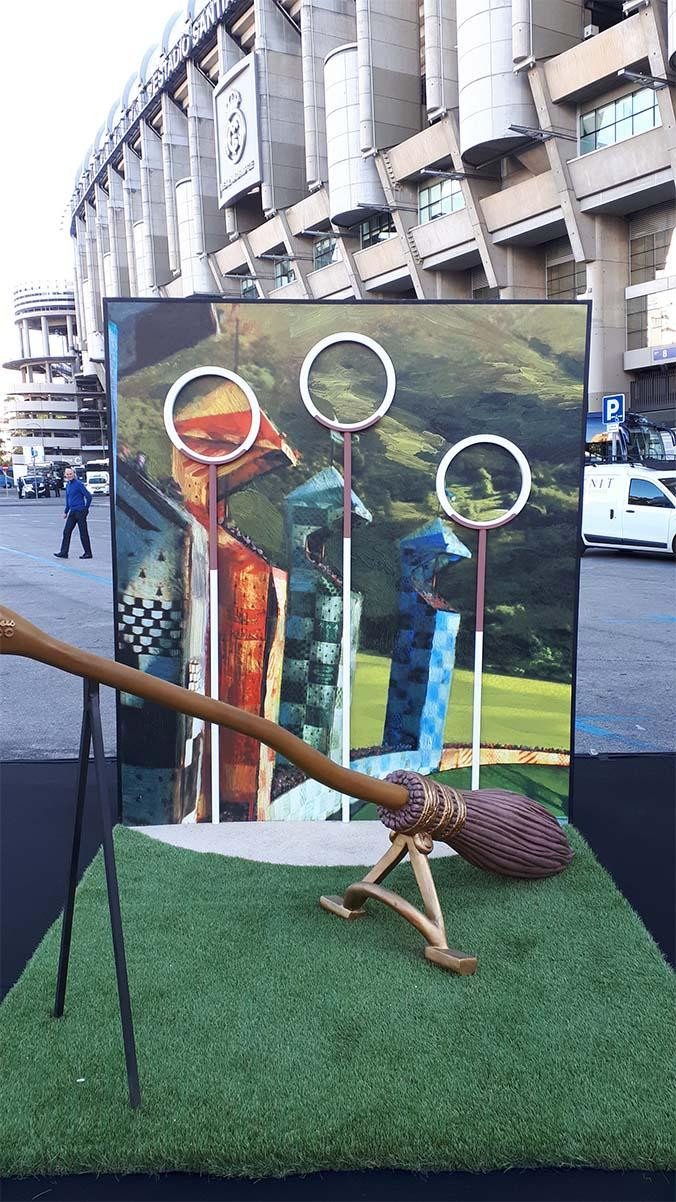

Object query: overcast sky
[0,0,181,394]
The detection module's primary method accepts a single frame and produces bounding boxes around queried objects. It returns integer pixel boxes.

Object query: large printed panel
[108,299,588,823]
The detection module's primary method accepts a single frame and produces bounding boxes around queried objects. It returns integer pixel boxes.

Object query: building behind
[68,0,676,424]
[3,283,108,478]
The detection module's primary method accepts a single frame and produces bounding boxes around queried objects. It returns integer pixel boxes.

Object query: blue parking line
[575,717,664,752]
[0,544,112,586]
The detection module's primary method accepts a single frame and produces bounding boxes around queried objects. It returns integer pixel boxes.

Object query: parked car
[85,470,109,496]
[582,464,676,557]
[21,475,49,498]
[0,471,14,488]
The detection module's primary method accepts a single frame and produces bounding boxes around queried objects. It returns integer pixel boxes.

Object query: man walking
[54,467,93,560]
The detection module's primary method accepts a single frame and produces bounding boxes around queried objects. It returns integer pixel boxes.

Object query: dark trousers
[60,510,92,556]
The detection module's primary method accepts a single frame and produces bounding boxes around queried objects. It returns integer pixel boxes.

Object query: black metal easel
[53,678,141,1109]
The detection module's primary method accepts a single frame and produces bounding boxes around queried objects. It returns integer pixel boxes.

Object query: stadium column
[423,0,459,123]
[93,184,110,303]
[254,0,306,216]
[499,246,546,300]
[586,217,630,413]
[106,167,131,295]
[83,203,103,335]
[160,92,190,279]
[121,143,142,296]
[356,0,422,155]
[138,121,172,294]
[383,520,471,775]
[186,60,227,294]
[72,218,88,352]
[300,0,357,191]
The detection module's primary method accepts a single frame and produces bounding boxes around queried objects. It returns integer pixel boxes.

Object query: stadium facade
[3,283,108,477]
[68,0,676,423]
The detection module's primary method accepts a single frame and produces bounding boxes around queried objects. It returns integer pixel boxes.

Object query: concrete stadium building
[3,283,108,477]
[69,0,676,423]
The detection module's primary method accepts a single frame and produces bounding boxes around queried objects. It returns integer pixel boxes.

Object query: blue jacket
[65,479,92,515]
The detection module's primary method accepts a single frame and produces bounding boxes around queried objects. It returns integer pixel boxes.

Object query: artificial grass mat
[1,826,674,1178]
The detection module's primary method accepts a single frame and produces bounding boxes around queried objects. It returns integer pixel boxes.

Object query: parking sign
[602,394,625,425]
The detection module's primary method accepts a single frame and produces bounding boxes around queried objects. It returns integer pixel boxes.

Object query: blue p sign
[602,394,625,425]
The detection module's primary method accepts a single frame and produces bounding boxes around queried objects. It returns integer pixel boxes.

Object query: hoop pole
[341,433,352,823]
[471,527,487,791]
[208,463,220,824]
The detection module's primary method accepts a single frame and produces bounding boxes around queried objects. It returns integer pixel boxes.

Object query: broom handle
[0,605,409,811]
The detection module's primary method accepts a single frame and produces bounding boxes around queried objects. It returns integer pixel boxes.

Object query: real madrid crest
[225,88,247,164]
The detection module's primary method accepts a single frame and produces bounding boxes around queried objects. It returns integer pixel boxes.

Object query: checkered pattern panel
[117,593,183,657]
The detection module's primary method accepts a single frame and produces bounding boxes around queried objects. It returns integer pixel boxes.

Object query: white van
[86,470,109,496]
[582,464,676,556]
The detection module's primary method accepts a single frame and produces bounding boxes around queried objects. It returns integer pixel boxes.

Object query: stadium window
[630,229,673,284]
[418,179,465,224]
[313,237,339,270]
[240,276,257,299]
[627,290,676,351]
[360,213,396,249]
[273,259,295,288]
[626,295,647,350]
[579,89,661,156]
[546,260,587,299]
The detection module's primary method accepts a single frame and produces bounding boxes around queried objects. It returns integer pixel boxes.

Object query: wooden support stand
[320,831,478,975]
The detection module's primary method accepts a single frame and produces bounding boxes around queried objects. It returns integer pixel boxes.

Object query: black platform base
[1,1167,674,1202]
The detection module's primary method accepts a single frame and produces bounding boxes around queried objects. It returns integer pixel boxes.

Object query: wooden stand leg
[320,832,478,976]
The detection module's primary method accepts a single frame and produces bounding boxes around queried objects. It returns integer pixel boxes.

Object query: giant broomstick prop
[0,604,571,979]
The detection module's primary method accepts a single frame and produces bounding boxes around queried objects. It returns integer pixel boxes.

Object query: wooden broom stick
[0,605,409,812]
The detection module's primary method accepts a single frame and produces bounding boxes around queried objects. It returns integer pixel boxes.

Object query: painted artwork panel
[108,299,588,823]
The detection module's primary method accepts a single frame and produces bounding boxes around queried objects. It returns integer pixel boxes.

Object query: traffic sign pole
[602,394,625,464]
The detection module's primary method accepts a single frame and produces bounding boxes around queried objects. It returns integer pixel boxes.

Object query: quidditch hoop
[299,332,396,432]
[164,366,262,465]
[435,434,532,530]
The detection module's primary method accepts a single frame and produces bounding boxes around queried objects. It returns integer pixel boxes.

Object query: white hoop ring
[298,332,396,433]
[435,434,532,530]
[163,366,261,465]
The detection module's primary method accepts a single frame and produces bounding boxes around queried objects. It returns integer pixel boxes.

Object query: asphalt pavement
[0,498,674,759]
[575,548,675,754]
[0,496,116,758]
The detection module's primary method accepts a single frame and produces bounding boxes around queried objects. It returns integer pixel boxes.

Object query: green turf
[352,652,571,753]
[352,764,569,821]
[1,828,674,1178]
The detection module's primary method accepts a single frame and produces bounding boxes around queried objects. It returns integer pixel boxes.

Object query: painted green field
[351,764,569,821]
[352,651,572,752]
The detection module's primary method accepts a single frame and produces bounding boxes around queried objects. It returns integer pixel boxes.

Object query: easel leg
[54,679,91,1018]
[89,683,141,1109]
